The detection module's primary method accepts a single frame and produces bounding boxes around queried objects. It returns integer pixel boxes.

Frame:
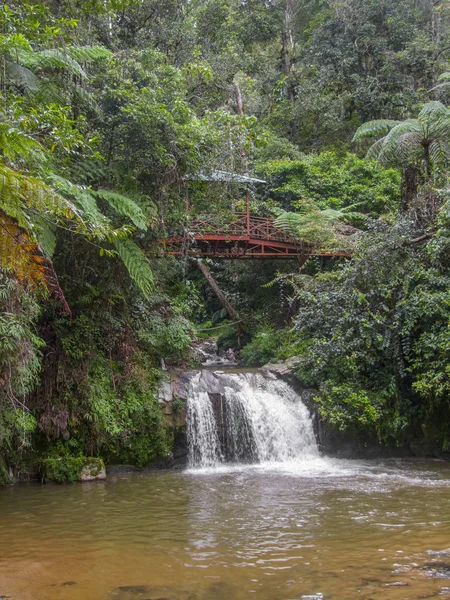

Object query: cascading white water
[186,370,319,468]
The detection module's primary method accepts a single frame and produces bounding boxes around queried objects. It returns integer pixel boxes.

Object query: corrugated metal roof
[188,170,267,184]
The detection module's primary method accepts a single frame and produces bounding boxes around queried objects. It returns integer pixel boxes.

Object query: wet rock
[40,457,106,483]
[111,585,172,600]
[422,563,450,578]
[428,550,450,558]
[116,586,151,593]
[193,339,238,367]
[158,381,173,403]
[384,581,409,587]
[205,581,235,600]
[262,356,301,376]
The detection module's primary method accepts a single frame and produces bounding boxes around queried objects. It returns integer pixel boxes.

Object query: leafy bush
[314,384,381,432]
[40,457,105,483]
[257,152,401,215]
[241,326,281,366]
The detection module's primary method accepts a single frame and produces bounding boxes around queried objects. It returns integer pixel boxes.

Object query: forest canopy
[2,0,450,481]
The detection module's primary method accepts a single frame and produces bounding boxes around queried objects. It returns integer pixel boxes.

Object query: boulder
[40,457,106,483]
[261,356,301,376]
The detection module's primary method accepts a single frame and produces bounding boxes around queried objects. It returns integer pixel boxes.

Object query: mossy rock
[0,458,13,487]
[40,457,106,483]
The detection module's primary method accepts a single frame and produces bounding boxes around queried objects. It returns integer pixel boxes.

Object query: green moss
[0,458,13,486]
[40,457,105,483]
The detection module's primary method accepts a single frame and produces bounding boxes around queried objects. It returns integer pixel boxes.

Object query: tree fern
[3,43,111,106]
[353,102,450,178]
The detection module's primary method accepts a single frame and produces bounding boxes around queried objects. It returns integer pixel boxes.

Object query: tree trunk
[233,78,248,173]
[282,0,297,138]
[197,260,240,322]
[401,164,418,212]
[234,79,244,117]
[423,142,431,180]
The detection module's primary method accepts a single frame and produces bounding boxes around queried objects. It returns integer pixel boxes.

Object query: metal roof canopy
[187,170,267,184]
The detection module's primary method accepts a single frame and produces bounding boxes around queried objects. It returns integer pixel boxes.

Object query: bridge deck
[163,214,350,259]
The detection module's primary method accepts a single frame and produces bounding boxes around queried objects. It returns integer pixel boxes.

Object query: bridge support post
[245,190,250,236]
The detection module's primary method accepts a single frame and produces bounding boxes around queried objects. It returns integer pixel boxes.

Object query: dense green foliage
[3,0,450,479]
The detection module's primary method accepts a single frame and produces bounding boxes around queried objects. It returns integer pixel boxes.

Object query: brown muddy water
[1,459,450,600]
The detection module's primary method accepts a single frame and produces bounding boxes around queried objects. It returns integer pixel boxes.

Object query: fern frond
[0,165,89,243]
[0,122,43,161]
[72,83,97,109]
[365,137,385,161]
[428,115,450,140]
[376,121,421,165]
[113,238,154,299]
[418,101,449,119]
[352,120,400,142]
[4,60,40,91]
[32,216,57,258]
[93,190,147,230]
[0,211,69,312]
[33,79,67,105]
[19,48,87,79]
[74,191,107,225]
[64,45,111,63]
[429,140,450,166]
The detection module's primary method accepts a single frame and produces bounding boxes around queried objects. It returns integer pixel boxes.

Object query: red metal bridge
[163,212,351,260]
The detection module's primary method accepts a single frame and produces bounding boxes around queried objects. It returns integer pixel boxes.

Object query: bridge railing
[183,213,298,244]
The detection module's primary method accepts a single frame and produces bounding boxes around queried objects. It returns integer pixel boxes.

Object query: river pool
[1,458,450,600]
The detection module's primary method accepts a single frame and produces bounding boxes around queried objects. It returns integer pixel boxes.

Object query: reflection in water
[1,459,450,599]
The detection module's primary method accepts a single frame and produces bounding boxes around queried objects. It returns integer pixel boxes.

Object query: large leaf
[93,190,148,230]
[353,120,400,142]
[113,239,154,299]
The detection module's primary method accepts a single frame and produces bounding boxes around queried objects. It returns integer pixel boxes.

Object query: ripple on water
[0,459,450,600]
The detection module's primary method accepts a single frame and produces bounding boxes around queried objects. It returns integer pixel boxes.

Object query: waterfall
[186,370,319,468]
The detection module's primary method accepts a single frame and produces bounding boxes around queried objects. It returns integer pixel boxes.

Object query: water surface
[1,458,450,599]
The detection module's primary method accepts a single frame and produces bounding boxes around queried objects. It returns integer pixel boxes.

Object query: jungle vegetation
[2,0,450,480]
